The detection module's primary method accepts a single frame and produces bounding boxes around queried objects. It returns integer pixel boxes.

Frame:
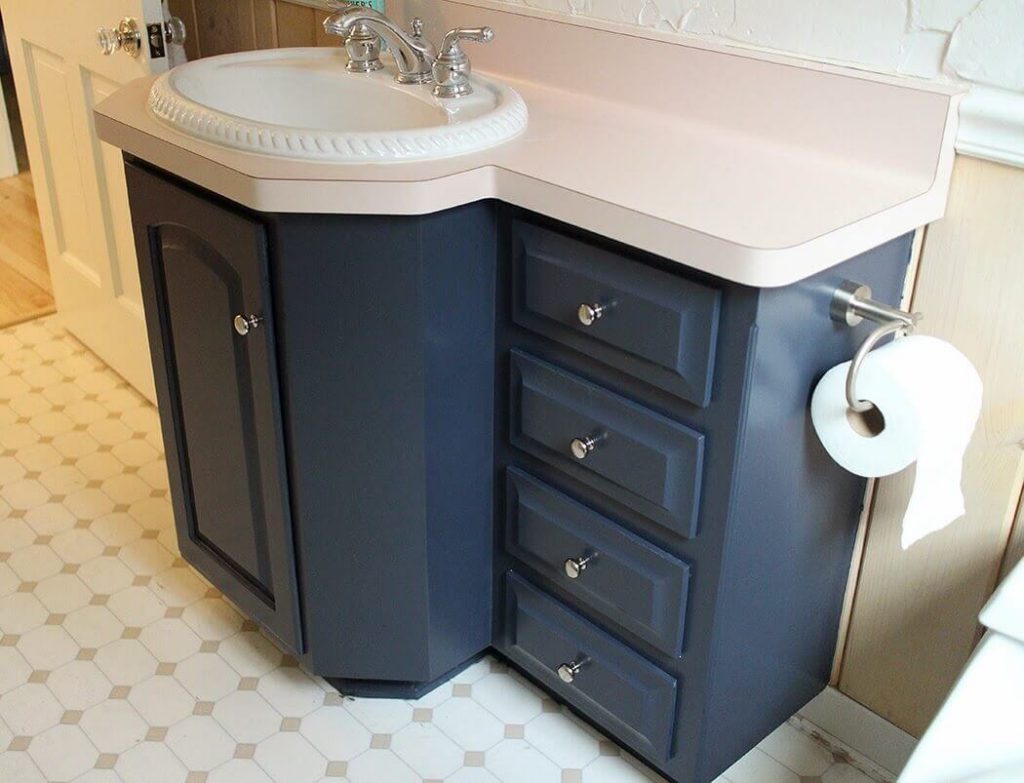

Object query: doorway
[0,9,55,329]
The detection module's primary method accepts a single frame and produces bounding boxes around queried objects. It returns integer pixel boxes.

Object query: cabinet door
[125,163,302,653]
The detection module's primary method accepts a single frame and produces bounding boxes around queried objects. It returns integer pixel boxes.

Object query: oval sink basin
[148,48,527,163]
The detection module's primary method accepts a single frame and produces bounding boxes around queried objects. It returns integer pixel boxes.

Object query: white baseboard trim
[957,86,1024,170]
[796,687,918,780]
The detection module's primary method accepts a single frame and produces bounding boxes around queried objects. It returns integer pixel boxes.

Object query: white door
[0,1,179,402]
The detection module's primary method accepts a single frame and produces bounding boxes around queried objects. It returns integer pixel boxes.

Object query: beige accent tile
[464,750,485,766]
[77,647,97,661]
[542,699,561,713]
[102,546,118,556]
[121,627,141,639]
[280,716,301,732]
[45,613,65,625]
[562,770,583,783]
[234,743,256,759]
[505,724,525,739]
[239,677,259,691]
[131,575,150,586]
[28,670,49,683]
[199,640,219,653]
[193,700,215,716]
[109,685,131,700]
[599,740,620,756]
[61,709,83,724]
[9,735,31,751]
[185,772,208,783]
[165,606,184,618]
[370,733,391,749]
[96,752,118,769]
[155,662,176,676]
[413,708,433,723]
[240,619,259,633]
[60,563,78,574]
[141,529,159,540]
[452,683,472,698]
[18,581,37,592]
[145,726,168,742]
[325,760,348,777]
[90,593,109,605]
[324,692,345,707]
[0,635,18,646]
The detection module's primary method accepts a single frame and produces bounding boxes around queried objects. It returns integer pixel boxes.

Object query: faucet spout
[324,4,435,84]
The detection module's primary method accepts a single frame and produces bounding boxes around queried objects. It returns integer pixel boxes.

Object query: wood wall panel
[192,0,259,57]
[839,156,1024,737]
[275,2,317,47]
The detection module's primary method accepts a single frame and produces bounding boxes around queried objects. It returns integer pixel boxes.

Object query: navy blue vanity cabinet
[125,160,496,693]
[125,152,917,783]
[494,209,915,783]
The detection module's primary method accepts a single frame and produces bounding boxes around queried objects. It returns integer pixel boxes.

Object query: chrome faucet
[322,3,493,98]
[323,3,435,84]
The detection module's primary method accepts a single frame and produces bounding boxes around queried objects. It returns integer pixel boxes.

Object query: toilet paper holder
[830,281,923,413]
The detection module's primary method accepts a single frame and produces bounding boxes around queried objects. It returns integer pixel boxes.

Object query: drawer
[504,572,678,760]
[510,219,720,407]
[505,468,690,656]
[509,351,704,539]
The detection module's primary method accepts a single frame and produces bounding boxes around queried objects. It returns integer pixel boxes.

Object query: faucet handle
[439,27,494,56]
[433,27,493,99]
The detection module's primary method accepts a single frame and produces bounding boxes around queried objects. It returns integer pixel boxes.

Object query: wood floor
[0,170,55,328]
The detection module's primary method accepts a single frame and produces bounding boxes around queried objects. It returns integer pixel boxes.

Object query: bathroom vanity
[95,3,961,781]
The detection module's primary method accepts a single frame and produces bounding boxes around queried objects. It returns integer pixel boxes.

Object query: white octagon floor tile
[257,666,327,718]
[165,714,235,771]
[47,659,113,710]
[0,646,31,694]
[27,723,98,781]
[0,682,63,735]
[79,699,149,753]
[345,747,420,783]
[433,695,505,751]
[126,675,195,726]
[93,639,158,686]
[33,572,92,614]
[391,720,466,778]
[211,690,282,744]
[0,749,46,782]
[116,740,188,783]
[485,738,562,783]
[207,758,275,783]
[472,672,545,725]
[299,704,373,760]
[174,652,241,701]
[16,625,78,671]
[525,711,602,769]
[253,731,328,783]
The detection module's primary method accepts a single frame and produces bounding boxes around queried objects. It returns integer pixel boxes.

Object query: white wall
[489,0,1024,165]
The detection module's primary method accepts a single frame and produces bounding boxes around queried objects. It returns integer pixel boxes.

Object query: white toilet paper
[811,335,982,549]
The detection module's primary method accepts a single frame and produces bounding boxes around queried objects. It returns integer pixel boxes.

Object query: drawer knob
[570,433,605,460]
[557,655,590,684]
[233,314,264,336]
[564,553,598,579]
[577,302,608,327]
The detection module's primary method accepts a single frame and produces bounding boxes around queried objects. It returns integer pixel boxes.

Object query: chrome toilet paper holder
[830,280,923,413]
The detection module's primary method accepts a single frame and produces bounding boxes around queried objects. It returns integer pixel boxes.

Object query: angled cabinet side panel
[124,161,303,653]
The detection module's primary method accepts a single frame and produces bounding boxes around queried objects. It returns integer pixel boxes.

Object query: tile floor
[0,317,888,783]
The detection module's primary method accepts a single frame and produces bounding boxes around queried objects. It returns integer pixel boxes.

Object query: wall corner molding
[957,86,1024,169]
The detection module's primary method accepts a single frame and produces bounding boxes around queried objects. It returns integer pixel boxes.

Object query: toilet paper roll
[811,335,982,549]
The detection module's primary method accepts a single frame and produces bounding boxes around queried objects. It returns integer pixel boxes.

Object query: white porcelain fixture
[148,48,527,162]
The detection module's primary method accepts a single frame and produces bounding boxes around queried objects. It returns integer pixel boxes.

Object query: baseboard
[796,687,918,780]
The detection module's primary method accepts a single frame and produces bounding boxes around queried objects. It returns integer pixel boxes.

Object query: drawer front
[510,351,704,539]
[504,572,678,760]
[511,219,720,407]
[506,469,690,656]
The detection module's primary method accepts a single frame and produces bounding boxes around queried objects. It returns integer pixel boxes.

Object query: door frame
[0,78,16,178]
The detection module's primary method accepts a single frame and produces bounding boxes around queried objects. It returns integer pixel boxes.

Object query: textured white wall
[492,0,1024,93]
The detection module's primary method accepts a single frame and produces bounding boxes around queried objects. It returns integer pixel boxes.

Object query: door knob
[557,655,590,684]
[163,17,187,47]
[564,552,598,579]
[233,314,264,336]
[97,18,142,57]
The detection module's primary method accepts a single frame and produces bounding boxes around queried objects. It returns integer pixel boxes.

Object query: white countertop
[94,0,962,287]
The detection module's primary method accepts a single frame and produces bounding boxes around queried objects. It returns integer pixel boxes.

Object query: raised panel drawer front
[509,351,705,539]
[511,219,721,406]
[505,572,679,760]
[506,468,691,656]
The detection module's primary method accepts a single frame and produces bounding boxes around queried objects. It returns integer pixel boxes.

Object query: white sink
[148,48,527,163]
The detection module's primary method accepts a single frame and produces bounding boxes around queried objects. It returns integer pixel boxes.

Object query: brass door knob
[97,18,141,57]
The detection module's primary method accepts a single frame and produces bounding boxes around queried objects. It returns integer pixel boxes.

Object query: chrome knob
[570,434,603,460]
[557,656,589,684]
[577,303,607,327]
[97,18,141,57]
[233,314,264,336]
[564,553,598,579]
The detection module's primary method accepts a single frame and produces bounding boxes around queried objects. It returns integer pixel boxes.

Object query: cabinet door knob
[570,433,604,460]
[564,552,598,579]
[557,655,590,684]
[577,302,608,327]
[233,314,264,336]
